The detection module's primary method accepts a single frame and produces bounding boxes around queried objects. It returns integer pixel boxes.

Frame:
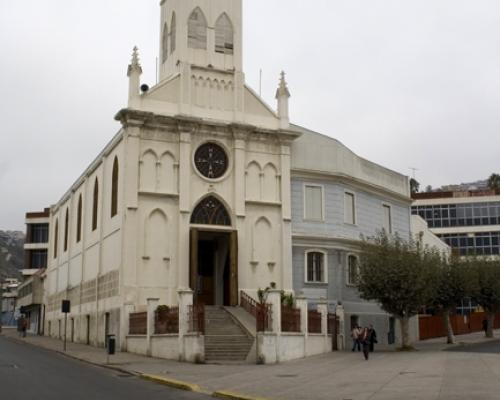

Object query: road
[0,335,210,400]
[446,338,500,353]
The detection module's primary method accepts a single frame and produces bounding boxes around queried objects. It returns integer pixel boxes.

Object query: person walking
[360,327,370,360]
[21,316,28,338]
[351,325,361,352]
[368,324,377,352]
[482,318,488,337]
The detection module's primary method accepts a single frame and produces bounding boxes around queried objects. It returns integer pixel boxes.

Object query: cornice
[114,108,301,142]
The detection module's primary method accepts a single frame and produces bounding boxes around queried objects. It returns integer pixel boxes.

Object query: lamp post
[0,278,4,334]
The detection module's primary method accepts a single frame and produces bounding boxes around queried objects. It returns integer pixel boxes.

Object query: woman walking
[361,327,370,360]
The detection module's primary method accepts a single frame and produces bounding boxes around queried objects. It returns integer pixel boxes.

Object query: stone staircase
[204,306,254,363]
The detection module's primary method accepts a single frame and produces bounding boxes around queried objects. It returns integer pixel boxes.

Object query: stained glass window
[191,196,231,226]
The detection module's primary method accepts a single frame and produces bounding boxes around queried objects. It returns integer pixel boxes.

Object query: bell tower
[159,0,243,82]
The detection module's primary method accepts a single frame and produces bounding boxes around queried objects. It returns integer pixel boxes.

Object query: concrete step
[203,306,253,363]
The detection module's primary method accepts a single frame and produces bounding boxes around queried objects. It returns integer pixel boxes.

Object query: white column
[280,144,293,292]
[336,303,345,351]
[146,298,159,356]
[267,289,282,334]
[178,127,192,289]
[120,304,135,351]
[177,288,194,361]
[317,299,329,352]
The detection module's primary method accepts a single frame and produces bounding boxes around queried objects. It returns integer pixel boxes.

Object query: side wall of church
[45,137,125,348]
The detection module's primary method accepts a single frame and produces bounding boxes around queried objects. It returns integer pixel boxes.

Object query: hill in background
[0,230,24,279]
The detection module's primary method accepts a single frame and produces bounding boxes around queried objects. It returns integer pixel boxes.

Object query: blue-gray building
[289,125,415,347]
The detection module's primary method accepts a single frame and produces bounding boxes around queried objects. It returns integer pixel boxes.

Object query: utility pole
[0,279,3,333]
[0,278,5,334]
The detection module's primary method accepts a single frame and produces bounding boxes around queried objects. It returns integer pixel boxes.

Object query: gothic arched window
[111,157,119,218]
[76,194,82,243]
[92,178,99,231]
[191,196,231,226]
[53,219,59,259]
[215,13,234,55]
[188,8,207,50]
[162,22,169,63]
[170,13,176,54]
[64,208,69,252]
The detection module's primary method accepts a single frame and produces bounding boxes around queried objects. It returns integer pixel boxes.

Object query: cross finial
[128,46,143,77]
[276,70,290,99]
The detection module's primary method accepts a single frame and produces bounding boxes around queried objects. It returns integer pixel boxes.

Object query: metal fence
[188,304,205,334]
[129,312,147,335]
[419,312,500,340]
[154,307,179,334]
[281,306,301,333]
[308,310,322,334]
[240,291,272,332]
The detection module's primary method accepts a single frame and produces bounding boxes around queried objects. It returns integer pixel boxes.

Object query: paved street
[0,335,209,400]
[2,329,500,400]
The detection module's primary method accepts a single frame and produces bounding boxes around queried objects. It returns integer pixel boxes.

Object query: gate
[327,313,339,351]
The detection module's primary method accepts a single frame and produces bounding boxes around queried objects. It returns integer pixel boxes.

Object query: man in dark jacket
[368,324,377,352]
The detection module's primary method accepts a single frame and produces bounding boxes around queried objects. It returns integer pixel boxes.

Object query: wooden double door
[190,229,238,306]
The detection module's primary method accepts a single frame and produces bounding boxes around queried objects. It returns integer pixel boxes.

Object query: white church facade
[44,0,415,363]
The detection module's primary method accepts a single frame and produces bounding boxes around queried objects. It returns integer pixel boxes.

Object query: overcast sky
[1,0,500,231]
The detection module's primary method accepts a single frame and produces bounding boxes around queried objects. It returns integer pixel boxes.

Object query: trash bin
[106,334,116,355]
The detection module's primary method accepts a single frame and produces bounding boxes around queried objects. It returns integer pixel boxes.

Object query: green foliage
[487,173,500,190]
[257,287,270,304]
[410,178,420,194]
[470,258,500,314]
[357,232,438,319]
[432,255,476,312]
[281,292,295,308]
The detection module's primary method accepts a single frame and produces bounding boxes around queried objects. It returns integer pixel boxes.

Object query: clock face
[194,143,228,179]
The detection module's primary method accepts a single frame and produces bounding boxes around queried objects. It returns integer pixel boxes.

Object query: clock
[194,143,228,179]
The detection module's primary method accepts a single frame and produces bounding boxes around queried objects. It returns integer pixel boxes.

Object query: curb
[213,390,271,400]
[140,374,204,393]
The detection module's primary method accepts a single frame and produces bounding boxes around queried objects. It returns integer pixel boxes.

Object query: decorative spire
[276,71,290,99]
[127,46,143,77]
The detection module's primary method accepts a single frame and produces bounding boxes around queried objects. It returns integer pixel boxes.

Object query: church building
[44,0,415,363]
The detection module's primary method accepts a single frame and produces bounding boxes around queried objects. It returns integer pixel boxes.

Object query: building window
[170,13,176,54]
[162,23,168,63]
[304,185,323,221]
[215,13,234,55]
[191,196,231,226]
[347,255,359,286]
[31,250,47,269]
[111,157,119,218]
[344,192,356,225]
[383,204,392,233]
[53,219,59,259]
[412,202,500,229]
[439,232,500,256]
[76,195,82,243]
[64,208,69,252]
[92,178,99,231]
[305,251,327,283]
[188,7,207,50]
[29,224,48,243]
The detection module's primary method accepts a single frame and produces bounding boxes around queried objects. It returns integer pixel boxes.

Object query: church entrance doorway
[190,229,238,306]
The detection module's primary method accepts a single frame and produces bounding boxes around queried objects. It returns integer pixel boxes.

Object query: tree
[357,232,438,349]
[470,258,500,338]
[410,178,420,194]
[432,256,475,344]
[487,173,500,190]
[425,185,433,193]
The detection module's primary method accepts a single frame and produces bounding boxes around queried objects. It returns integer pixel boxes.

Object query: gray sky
[1,0,500,231]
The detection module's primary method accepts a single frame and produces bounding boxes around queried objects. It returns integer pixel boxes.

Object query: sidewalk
[2,327,500,400]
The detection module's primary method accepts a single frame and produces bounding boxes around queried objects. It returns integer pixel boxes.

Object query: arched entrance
[190,196,238,306]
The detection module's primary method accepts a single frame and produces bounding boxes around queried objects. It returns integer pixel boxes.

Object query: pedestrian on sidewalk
[17,316,23,337]
[360,327,370,360]
[21,316,28,338]
[351,325,361,352]
[368,324,377,352]
[482,318,488,337]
